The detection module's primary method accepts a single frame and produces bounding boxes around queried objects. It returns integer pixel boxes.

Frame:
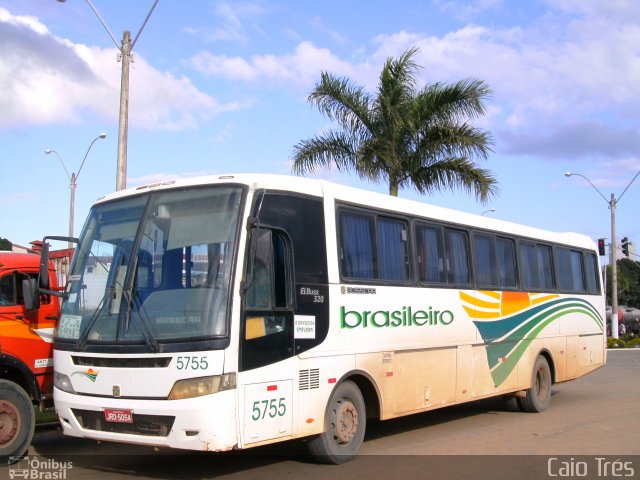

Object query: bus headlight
[54,372,76,394]
[168,373,236,400]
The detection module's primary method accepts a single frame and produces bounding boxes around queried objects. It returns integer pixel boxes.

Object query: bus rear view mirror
[38,235,79,297]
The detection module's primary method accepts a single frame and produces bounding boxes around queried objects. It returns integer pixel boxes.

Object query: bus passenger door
[239,228,295,446]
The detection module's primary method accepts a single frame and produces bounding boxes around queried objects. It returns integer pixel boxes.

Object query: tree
[292,46,497,200]
[617,258,640,308]
[605,259,640,309]
[0,237,12,251]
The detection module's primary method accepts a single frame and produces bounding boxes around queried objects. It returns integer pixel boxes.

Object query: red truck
[0,252,60,462]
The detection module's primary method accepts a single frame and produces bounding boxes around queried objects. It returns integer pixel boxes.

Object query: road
[11,350,640,480]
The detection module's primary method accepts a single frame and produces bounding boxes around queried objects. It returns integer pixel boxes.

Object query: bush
[607,337,626,348]
[607,336,640,348]
[625,337,640,348]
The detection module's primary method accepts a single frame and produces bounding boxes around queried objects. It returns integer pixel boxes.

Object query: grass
[35,407,58,424]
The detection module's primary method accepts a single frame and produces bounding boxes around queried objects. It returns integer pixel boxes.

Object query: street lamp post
[565,171,640,339]
[56,0,159,192]
[45,133,107,247]
[481,208,496,216]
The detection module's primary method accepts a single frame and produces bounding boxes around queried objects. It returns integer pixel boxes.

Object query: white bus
[46,174,605,463]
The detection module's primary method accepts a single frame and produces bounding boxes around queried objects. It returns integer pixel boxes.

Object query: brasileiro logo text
[340,305,454,329]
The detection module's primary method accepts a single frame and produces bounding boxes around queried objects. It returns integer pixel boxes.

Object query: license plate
[104,409,133,423]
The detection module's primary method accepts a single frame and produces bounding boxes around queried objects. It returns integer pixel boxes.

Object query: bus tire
[0,379,35,463]
[519,355,552,413]
[307,380,366,464]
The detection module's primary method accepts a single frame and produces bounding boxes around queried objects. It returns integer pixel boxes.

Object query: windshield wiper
[76,287,113,349]
[74,249,121,348]
[123,287,160,352]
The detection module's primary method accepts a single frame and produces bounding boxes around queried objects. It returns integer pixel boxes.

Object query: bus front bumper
[54,387,238,452]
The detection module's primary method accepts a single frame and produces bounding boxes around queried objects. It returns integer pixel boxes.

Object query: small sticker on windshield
[58,314,82,339]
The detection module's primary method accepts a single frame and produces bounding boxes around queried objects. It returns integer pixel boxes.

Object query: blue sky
[1,0,639,258]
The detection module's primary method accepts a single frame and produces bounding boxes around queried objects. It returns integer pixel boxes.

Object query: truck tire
[519,355,552,413]
[307,380,366,464]
[0,380,35,463]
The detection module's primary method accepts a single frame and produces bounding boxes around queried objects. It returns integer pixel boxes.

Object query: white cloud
[500,122,640,159]
[0,7,49,35]
[188,7,640,131]
[190,41,360,88]
[434,0,506,20]
[368,8,640,160]
[0,192,34,206]
[0,7,242,131]
[184,1,269,44]
[186,4,640,162]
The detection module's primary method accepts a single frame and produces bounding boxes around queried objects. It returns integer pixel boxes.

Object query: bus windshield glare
[55,186,243,348]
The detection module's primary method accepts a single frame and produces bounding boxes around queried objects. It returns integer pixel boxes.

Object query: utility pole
[45,133,107,248]
[57,0,159,191]
[610,193,618,339]
[565,170,640,338]
[117,30,132,192]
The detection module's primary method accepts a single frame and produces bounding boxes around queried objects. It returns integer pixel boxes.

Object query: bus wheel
[307,380,366,464]
[519,355,552,413]
[0,380,35,463]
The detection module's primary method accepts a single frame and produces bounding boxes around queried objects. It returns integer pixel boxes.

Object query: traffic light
[597,238,606,256]
[621,237,629,257]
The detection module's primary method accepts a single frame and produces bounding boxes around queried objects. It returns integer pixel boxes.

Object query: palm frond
[309,73,374,135]
[291,45,497,203]
[406,157,499,203]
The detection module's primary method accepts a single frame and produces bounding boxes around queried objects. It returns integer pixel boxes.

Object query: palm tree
[291,46,498,200]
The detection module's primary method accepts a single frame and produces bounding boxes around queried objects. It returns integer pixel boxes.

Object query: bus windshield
[55,185,243,348]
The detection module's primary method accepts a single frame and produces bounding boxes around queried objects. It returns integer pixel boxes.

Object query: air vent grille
[299,368,320,390]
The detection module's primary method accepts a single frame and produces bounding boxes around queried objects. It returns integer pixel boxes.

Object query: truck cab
[0,252,60,463]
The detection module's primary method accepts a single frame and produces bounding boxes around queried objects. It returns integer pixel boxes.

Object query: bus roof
[93,173,596,251]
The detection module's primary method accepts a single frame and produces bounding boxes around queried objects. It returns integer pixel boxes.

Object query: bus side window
[584,252,601,294]
[473,233,497,288]
[241,228,294,371]
[378,217,409,281]
[496,237,517,288]
[245,229,290,309]
[339,211,376,280]
[445,228,471,285]
[245,229,274,309]
[416,224,446,284]
[556,247,586,293]
[520,242,555,291]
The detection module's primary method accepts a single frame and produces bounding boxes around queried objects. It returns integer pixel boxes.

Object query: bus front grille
[71,409,175,437]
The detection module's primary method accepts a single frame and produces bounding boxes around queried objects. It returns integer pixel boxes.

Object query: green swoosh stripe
[484,302,602,370]
[473,297,602,342]
[471,298,603,387]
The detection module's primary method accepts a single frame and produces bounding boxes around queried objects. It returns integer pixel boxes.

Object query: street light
[565,170,640,339]
[45,133,107,247]
[56,0,159,192]
[481,208,496,216]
